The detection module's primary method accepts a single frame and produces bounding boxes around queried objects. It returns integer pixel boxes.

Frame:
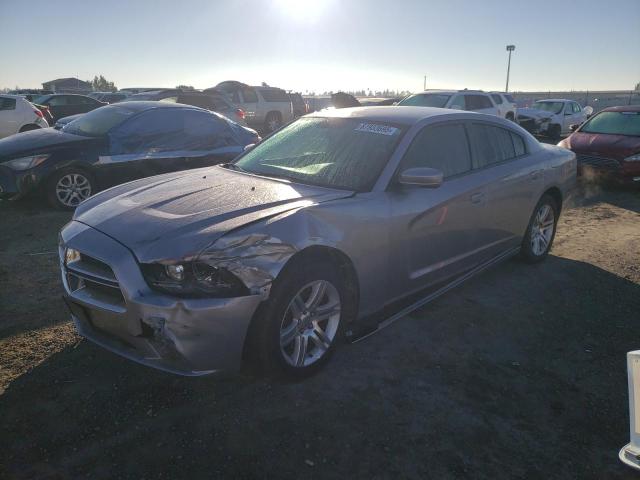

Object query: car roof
[108,101,196,112]
[308,106,481,126]
[536,99,571,103]
[0,94,26,99]
[602,105,640,113]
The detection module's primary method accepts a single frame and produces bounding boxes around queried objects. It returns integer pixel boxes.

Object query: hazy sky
[1,0,638,93]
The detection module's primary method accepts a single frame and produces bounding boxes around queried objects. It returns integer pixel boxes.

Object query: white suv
[0,95,49,139]
[489,92,518,121]
[398,90,499,117]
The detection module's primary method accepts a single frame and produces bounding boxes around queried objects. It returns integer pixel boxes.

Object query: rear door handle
[530,170,542,180]
[470,192,484,204]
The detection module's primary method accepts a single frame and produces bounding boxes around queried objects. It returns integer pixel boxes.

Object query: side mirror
[569,124,580,132]
[398,167,443,188]
[583,106,593,117]
[564,110,572,115]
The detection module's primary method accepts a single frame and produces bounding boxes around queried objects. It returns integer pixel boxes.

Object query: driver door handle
[470,192,485,204]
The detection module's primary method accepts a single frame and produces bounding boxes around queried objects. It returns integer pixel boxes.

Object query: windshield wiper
[221,162,248,173]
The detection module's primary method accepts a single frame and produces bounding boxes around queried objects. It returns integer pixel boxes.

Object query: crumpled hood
[74,166,354,262]
[516,108,554,120]
[565,132,640,160]
[0,128,98,161]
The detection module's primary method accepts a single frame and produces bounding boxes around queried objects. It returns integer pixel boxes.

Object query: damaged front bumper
[0,165,41,200]
[59,221,263,376]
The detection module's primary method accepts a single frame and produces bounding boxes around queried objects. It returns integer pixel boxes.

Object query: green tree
[176,85,195,91]
[87,75,117,92]
[635,81,640,91]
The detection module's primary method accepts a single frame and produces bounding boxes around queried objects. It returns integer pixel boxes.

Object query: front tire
[46,168,95,210]
[521,194,559,263]
[250,259,347,378]
[264,112,282,133]
[547,124,561,140]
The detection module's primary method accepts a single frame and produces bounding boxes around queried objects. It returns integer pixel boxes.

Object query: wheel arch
[542,186,563,215]
[19,123,41,132]
[275,245,360,317]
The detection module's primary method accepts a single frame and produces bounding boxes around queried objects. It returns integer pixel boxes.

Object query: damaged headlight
[141,262,249,298]
[4,154,50,171]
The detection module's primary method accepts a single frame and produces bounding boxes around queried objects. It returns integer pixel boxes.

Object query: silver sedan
[59,107,576,378]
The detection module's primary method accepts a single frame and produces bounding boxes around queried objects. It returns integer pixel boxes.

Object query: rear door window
[241,87,258,103]
[467,123,518,168]
[260,89,290,102]
[448,95,465,110]
[401,123,472,178]
[466,95,493,110]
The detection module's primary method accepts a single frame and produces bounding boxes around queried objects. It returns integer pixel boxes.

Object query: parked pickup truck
[208,81,294,133]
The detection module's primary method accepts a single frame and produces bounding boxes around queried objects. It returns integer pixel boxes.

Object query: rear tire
[521,194,559,263]
[46,168,95,210]
[19,124,41,132]
[506,112,515,122]
[248,259,349,379]
[264,112,282,133]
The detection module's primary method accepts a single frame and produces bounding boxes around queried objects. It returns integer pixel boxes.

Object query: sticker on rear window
[354,123,399,136]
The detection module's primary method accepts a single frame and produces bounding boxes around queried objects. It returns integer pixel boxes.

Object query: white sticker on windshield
[354,123,399,136]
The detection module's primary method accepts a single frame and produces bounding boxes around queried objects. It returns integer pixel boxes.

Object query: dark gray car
[59,107,576,378]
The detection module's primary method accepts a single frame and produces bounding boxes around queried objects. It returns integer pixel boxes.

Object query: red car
[558,105,640,185]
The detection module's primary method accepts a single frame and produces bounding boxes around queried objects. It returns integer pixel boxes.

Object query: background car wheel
[249,258,348,379]
[506,112,515,122]
[19,124,41,132]
[264,112,282,133]
[521,194,559,263]
[46,168,94,210]
[547,124,561,140]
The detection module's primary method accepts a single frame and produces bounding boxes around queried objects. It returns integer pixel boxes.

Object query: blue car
[0,101,259,209]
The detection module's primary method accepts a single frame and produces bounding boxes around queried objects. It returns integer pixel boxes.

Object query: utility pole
[423,75,426,91]
[505,45,515,92]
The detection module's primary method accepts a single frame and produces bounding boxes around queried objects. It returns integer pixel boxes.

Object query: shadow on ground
[1,255,639,479]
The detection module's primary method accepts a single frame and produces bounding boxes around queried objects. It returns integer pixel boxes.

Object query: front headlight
[624,153,640,162]
[141,262,248,298]
[4,154,50,171]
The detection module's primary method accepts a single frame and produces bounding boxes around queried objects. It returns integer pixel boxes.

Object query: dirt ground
[0,182,639,479]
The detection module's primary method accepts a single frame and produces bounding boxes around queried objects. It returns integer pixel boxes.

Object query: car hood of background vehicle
[0,128,99,161]
[74,166,354,263]
[566,132,640,160]
[516,108,553,120]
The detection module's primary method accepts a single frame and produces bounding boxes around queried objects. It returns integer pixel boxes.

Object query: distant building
[42,77,92,94]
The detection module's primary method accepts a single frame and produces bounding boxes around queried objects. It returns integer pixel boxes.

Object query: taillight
[34,109,43,118]
[236,109,245,120]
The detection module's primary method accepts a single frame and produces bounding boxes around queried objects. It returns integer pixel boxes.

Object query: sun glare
[274,0,330,23]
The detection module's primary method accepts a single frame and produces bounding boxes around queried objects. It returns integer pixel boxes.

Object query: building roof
[42,77,92,88]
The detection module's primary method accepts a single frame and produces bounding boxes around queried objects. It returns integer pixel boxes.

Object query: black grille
[576,154,621,171]
[65,253,125,310]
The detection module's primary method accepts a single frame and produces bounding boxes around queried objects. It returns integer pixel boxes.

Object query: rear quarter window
[491,94,503,104]
[0,97,17,110]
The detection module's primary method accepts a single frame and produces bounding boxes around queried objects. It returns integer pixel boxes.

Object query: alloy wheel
[279,280,341,367]
[530,203,555,256]
[56,173,92,207]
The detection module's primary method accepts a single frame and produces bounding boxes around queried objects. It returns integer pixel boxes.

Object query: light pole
[505,45,515,92]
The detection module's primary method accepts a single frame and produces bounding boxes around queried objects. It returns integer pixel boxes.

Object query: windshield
[32,95,50,105]
[580,111,640,136]
[233,117,404,191]
[534,101,564,114]
[397,93,451,108]
[62,105,136,137]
